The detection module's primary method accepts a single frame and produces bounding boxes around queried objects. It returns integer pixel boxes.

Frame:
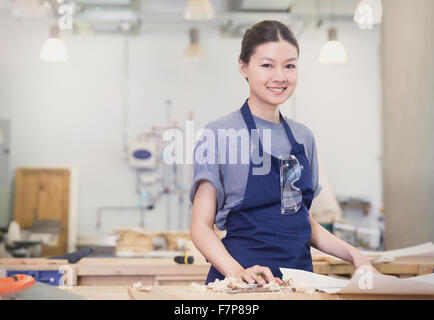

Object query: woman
[190,20,377,285]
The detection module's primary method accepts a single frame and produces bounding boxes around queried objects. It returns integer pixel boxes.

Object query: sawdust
[189,276,316,295]
[130,281,153,292]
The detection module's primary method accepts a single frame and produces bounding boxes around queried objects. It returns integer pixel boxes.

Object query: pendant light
[40,25,69,62]
[318,27,347,64]
[185,27,206,58]
[354,0,382,29]
[318,0,347,65]
[184,0,214,20]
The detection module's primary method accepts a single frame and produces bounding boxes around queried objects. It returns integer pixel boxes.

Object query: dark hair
[239,20,300,64]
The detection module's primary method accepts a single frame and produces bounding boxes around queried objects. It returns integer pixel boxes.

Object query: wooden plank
[313,261,355,276]
[313,259,434,277]
[395,256,434,263]
[76,259,211,285]
[77,258,176,264]
[77,263,210,276]
[0,258,68,265]
[154,274,207,286]
[78,275,208,286]
[78,275,155,286]
[373,262,420,276]
[154,275,207,281]
[76,258,210,276]
[4,285,433,301]
[57,286,131,300]
[417,264,434,275]
[128,285,336,300]
[3,265,69,271]
[127,285,434,300]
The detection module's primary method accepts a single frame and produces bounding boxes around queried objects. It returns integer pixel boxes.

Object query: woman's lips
[267,87,287,95]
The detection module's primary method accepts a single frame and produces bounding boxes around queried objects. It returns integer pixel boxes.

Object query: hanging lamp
[40,25,68,62]
[318,27,347,64]
[185,27,206,58]
[184,0,214,20]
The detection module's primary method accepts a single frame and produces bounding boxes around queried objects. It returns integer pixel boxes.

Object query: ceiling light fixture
[184,0,214,20]
[318,27,347,64]
[185,27,206,58]
[40,25,69,62]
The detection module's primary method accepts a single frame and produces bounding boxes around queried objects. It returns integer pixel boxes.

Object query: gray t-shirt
[190,108,322,230]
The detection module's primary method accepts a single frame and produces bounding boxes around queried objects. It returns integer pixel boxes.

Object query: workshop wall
[0,18,382,239]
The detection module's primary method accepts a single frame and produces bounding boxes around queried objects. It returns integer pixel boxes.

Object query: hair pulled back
[239,20,299,64]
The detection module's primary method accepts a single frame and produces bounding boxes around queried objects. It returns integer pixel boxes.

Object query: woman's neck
[247,95,281,123]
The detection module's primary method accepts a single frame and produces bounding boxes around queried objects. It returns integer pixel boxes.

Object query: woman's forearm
[309,217,373,268]
[190,223,244,277]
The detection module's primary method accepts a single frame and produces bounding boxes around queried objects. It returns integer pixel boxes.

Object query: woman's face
[239,40,298,107]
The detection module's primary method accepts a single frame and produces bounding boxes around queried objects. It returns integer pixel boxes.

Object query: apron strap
[280,114,303,154]
[240,99,303,155]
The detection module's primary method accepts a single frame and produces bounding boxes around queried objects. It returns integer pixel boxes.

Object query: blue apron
[205,99,314,284]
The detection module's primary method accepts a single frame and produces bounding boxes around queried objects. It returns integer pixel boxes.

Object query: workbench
[76,258,209,285]
[0,258,209,286]
[11,284,430,300]
[1,256,433,286]
[313,257,434,278]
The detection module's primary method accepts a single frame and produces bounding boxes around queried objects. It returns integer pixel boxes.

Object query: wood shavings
[130,281,153,292]
[207,277,246,292]
[188,275,316,295]
[282,274,316,295]
[204,276,316,294]
[131,281,142,289]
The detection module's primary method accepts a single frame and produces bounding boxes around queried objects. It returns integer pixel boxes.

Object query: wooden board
[127,285,434,301]
[2,257,432,287]
[127,285,337,300]
[67,286,132,300]
[76,258,210,276]
[13,168,70,256]
[5,285,433,300]
[75,258,210,286]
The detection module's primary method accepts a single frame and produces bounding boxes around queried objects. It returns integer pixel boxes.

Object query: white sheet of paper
[380,242,434,257]
[407,273,434,285]
[338,270,434,295]
[279,268,350,289]
[280,267,434,295]
[312,242,434,263]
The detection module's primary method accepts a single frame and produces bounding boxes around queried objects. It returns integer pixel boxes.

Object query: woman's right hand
[233,265,283,285]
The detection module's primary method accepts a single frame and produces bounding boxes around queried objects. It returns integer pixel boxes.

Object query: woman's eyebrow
[261,57,297,62]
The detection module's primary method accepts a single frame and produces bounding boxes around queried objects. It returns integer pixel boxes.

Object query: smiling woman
[239,44,298,122]
[189,20,377,287]
[238,21,300,122]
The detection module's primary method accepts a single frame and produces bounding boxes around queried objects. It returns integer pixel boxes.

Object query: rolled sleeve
[189,170,225,210]
[189,132,225,211]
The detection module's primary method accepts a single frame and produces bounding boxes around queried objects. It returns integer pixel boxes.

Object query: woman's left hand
[352,252,381,274]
